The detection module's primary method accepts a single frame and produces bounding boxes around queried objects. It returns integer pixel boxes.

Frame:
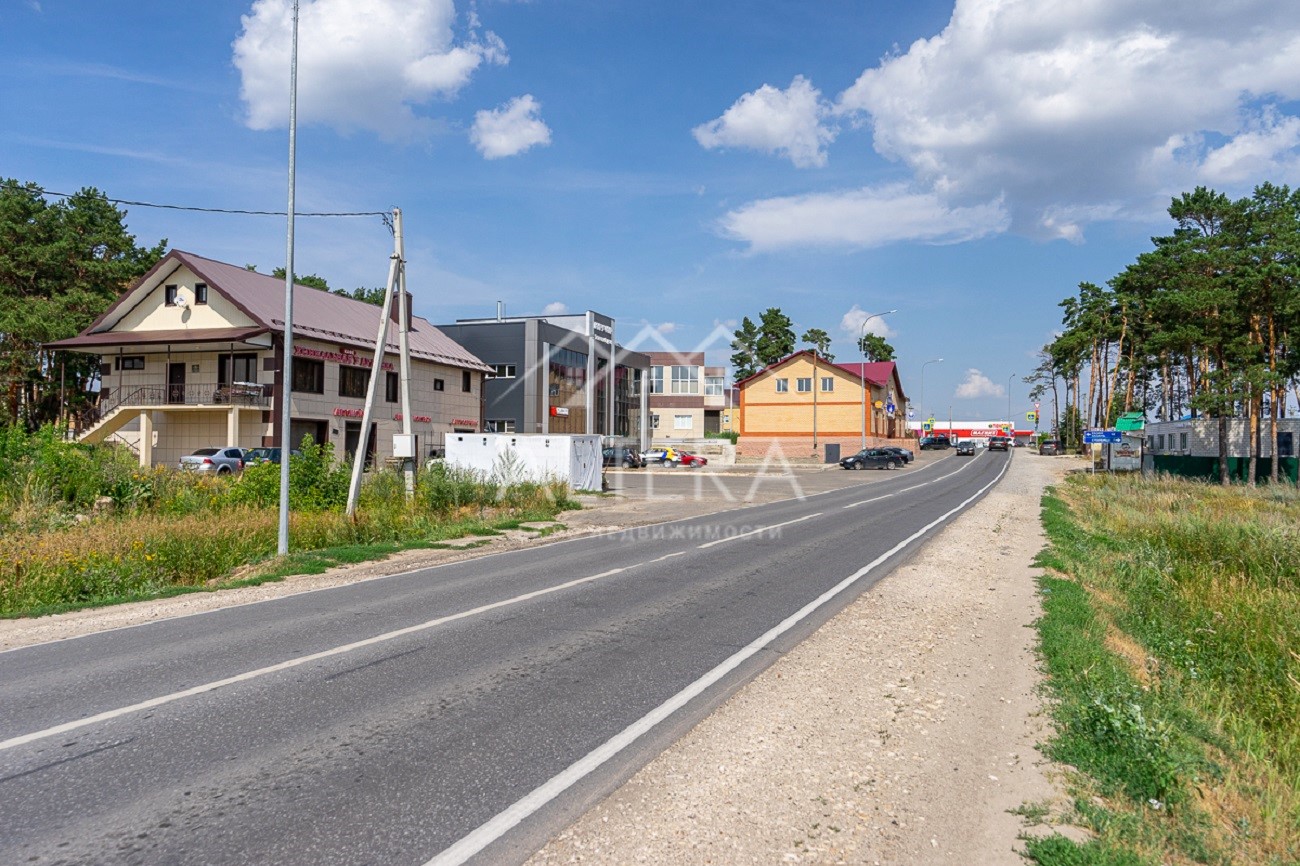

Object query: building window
[386,371,399,402]
[651,413,660,429]
[487,419,516,433]
[821,377,834,392]
[164,284,179,306]
[649,366,664,394]
[115,356,145,371]
[1179,432,1188,451]
[670,366,699,394]
[775,378,789,393]
[339,365,369,398]
[487,364,516,379]
[195,283,208,304]
[434,378,445,391]
[462,370,472,392]
[292,359,325,394]
[674,414,693,430]
[705,376,724,396]
[796,378,812,393]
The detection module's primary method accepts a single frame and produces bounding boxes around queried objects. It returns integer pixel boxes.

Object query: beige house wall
[115,264,256,331]
[740,357,887,439]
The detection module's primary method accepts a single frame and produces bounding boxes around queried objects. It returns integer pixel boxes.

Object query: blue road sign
[1083,429,1122,444]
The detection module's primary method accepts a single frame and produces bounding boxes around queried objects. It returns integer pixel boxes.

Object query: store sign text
[295,345,393,371]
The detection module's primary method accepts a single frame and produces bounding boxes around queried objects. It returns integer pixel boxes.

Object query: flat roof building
[438,311,651,447]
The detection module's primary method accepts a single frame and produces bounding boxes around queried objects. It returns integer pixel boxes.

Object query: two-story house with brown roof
[48,250,492,468]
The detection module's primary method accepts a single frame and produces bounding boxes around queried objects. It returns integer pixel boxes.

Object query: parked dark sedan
[879,446,914,463]
[919,435,952,450]
[840,448,904,470]
[602,446,644,468]
[955,440,977,456]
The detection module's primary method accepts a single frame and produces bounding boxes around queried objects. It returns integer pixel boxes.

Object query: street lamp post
[1007,372,1016,435]
[858,309,897,450]
[919,358,943,435]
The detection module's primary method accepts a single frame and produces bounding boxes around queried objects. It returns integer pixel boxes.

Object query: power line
[27,185,390,219]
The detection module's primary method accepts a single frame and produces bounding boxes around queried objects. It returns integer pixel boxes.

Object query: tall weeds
[0,425,576,617]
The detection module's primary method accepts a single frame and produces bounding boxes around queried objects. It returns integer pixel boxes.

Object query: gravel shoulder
[527,452,1082,865]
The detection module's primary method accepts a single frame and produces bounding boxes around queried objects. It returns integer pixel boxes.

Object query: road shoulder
[527,453,1079,864]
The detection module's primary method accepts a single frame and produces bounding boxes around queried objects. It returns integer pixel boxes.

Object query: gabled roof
[736,349,889,389]
[50,249,491,372]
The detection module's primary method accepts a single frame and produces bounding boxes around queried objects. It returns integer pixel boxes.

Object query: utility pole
[277,0,300,557]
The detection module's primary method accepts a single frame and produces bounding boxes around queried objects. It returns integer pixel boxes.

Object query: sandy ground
[0,452,1084,864]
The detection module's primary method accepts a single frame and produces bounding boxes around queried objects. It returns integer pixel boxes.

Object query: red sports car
[676,451,708,467]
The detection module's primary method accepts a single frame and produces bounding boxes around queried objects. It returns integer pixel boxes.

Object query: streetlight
[1007,372,1016,435]
[858,309,897,450]
[919,358,943,431]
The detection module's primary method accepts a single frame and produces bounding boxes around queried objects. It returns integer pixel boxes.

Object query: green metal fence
[1150,455,1299,483]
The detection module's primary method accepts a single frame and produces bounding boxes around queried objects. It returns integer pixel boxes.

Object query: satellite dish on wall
[174,294,188,308]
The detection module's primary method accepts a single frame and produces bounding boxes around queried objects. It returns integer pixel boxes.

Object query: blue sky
[5,0,1300,421]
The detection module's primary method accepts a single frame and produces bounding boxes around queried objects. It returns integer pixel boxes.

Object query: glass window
[195,283,208,304]
[651,413,660,429]
[339,365,369,398]
[1179,432,1188,451]
[386,371,399,402]
[487,419,516,433]
[115,356,145,371]
[649,366,664,394]
[674,414,692,430]
[463,370,472,392]
[671,366,699,394]
[164,284,178,306]
[821,377,834,392]
[487,364,516,379]
[292,358,324,394]
[218,353,257,386]
[705,376,724,396]
[775,378,789,393]
[434,378,445,391]
[796,378,812,392]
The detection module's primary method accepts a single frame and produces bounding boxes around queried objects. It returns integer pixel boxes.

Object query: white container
[444,433,602,491]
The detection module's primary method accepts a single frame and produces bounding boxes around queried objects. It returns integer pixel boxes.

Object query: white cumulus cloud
[541,301,568,315]
[470,94,552,159]
[693,75,835,168]
[656,322,678,335]
[718,183,1008,252]
[233,0,507,140]
[835,0,1300,238]
[955,369,1004,399]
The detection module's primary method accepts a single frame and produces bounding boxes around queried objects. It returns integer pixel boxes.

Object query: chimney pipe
[497,300,504,321]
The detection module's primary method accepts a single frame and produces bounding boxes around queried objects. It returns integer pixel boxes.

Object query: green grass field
[1027,474,1299,866]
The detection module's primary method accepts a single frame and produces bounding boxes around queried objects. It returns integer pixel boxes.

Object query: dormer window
[165,284,179,306]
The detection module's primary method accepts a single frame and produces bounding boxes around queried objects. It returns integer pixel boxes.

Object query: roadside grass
[1026,474,1300,866]
[0,428,583,618]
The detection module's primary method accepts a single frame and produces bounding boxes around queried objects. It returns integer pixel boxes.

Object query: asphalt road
[0,450,1010,866]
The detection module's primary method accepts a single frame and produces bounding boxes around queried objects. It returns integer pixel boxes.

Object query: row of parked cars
[176,446,299,474]
[601,446,708,469]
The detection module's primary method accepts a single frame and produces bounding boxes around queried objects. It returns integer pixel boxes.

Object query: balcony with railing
[99,382,271,415]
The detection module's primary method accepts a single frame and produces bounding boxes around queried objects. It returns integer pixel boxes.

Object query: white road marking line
[423,456,1012,866]
[0,559,673,753]
[695,513,822,549]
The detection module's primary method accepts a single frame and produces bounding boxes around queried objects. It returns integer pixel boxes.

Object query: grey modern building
[438,311,651,448]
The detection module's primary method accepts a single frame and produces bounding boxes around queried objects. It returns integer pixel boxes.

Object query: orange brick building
[736,351,909,459]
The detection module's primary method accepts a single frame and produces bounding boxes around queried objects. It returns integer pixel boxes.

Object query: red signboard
[450,418,478,428]
[294,345,393,371]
